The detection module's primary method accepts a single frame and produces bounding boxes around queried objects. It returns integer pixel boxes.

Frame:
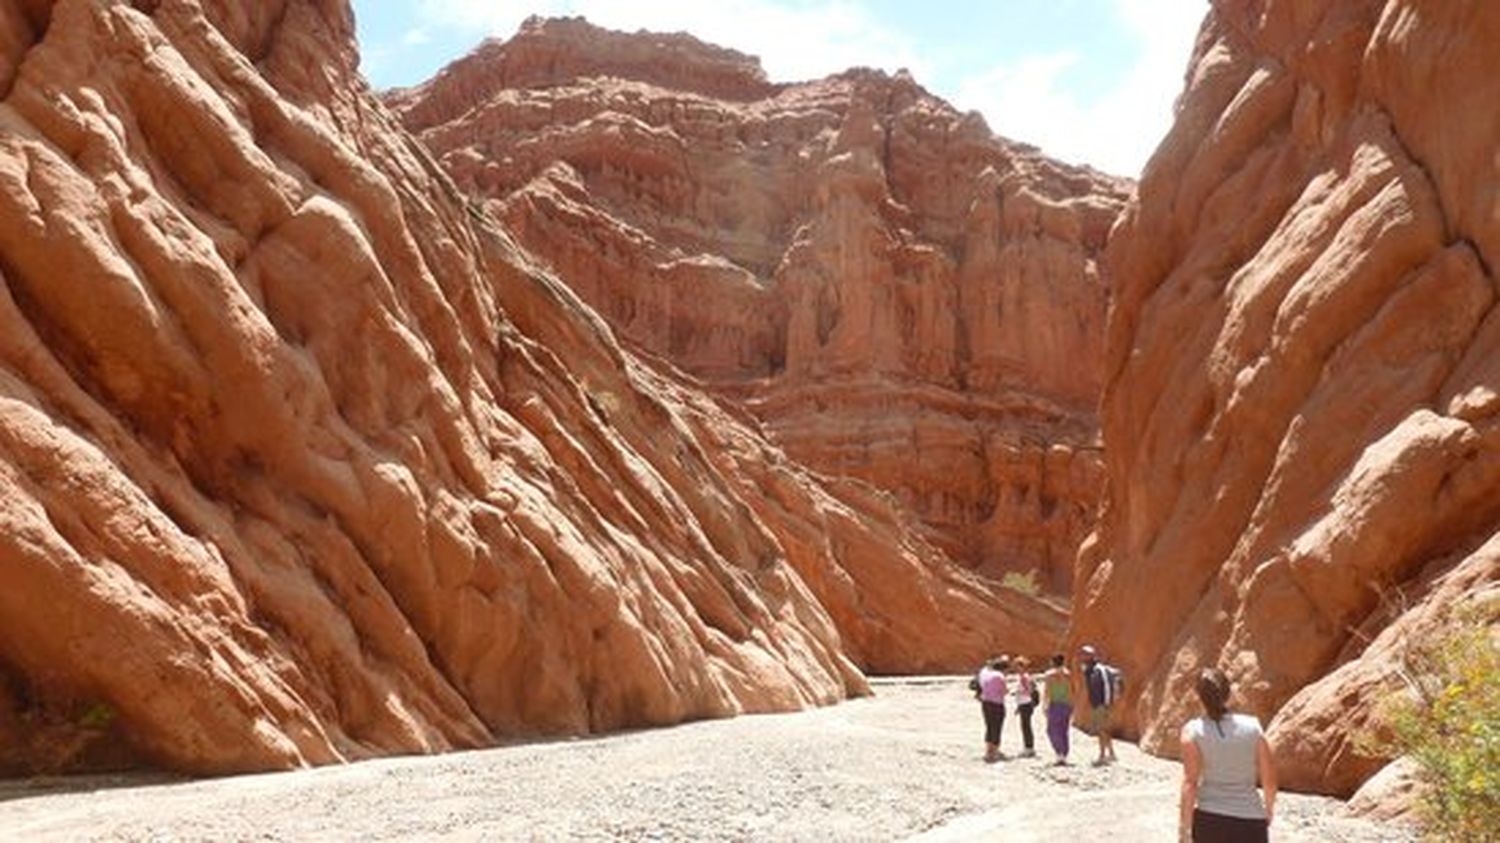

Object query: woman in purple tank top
[1039,653,1072,765]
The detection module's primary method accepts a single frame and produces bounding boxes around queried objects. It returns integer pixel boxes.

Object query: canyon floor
[0,679,1410,841]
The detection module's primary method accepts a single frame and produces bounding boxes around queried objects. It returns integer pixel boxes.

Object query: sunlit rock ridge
[386,15,1132,595]
[0,0,1062,775]
[1074,0,1500,799]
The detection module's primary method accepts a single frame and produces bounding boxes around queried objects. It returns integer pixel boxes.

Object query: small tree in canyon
[1378,599,1500,841]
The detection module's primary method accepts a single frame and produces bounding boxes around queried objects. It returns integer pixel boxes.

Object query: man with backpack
[1080,644,1121,766]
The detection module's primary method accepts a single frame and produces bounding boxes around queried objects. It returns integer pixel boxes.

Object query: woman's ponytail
[1195,667,1231,723]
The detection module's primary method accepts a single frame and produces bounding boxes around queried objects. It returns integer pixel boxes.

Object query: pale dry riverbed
[0,678,1411,841]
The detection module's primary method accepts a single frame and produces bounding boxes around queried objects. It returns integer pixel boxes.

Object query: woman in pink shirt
[974,656,1010,762]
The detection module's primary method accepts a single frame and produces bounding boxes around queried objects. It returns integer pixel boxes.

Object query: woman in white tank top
[1178,668,1278,842]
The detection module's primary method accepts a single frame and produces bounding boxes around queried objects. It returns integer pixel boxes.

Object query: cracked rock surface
[1073,0,1500,799]
[387,17,1132,594]
[0,0,1059,776]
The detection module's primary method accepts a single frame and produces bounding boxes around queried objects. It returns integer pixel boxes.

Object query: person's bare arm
[1180,734,1201,841]
[1257,735,1278,826]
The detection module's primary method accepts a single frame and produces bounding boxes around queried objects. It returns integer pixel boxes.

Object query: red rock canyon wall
[388,17,1131,594]
[1074,0,1500,797]
[0,0,1061,775]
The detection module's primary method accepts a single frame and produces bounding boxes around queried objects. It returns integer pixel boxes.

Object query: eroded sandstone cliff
[388,17,1130,594]
[1074,0,1500,797]
[0,0,1062,776]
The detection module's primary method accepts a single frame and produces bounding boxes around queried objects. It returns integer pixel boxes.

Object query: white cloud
[953,0,1207,176]
[361,42,392,79]
[416,0,930,83]
[954,52,1085,153]
[402,28,432,47]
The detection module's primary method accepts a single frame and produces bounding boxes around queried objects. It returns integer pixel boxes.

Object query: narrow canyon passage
[0,1,1495,835]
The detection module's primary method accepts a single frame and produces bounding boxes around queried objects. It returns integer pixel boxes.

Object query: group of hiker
[971,646,1277,843]
[969,644,1118,766]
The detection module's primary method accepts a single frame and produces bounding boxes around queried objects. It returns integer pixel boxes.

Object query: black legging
[1017,702,1036,750]
[982,700,1006,745]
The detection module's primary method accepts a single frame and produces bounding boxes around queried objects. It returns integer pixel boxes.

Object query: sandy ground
[0,678,1413,841]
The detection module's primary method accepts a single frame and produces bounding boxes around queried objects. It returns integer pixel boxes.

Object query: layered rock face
[1074,0,1500,796]
[0,0,1061,776]
[389,17,1130,593]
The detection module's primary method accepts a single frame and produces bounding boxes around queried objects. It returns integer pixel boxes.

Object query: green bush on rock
[1000,570,1041,597]
[1378,600,1499,841]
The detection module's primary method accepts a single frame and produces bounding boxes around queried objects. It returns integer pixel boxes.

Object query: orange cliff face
[1074,0,1500,798]
[386,16,1132,595]
[0,0,1061,776]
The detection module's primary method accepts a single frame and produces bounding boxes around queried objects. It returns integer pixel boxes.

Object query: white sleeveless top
[1182,713,1267,820]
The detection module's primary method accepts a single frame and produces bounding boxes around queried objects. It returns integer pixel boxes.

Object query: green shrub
[1379,602,1499,841]
[1000,570,1041,596]
[78,701,115,730]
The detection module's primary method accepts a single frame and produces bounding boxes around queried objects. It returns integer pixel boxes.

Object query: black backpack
[1093,663,1125,706]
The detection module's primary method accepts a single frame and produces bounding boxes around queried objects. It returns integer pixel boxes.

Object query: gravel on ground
[0,678,1414,841]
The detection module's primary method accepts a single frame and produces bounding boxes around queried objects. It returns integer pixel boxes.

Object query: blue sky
[352,0,1208,177]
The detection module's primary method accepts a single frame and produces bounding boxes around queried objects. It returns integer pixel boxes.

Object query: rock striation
[387,17,1130,594]
[1074,0,1500,797]
[0,0,1061,776]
